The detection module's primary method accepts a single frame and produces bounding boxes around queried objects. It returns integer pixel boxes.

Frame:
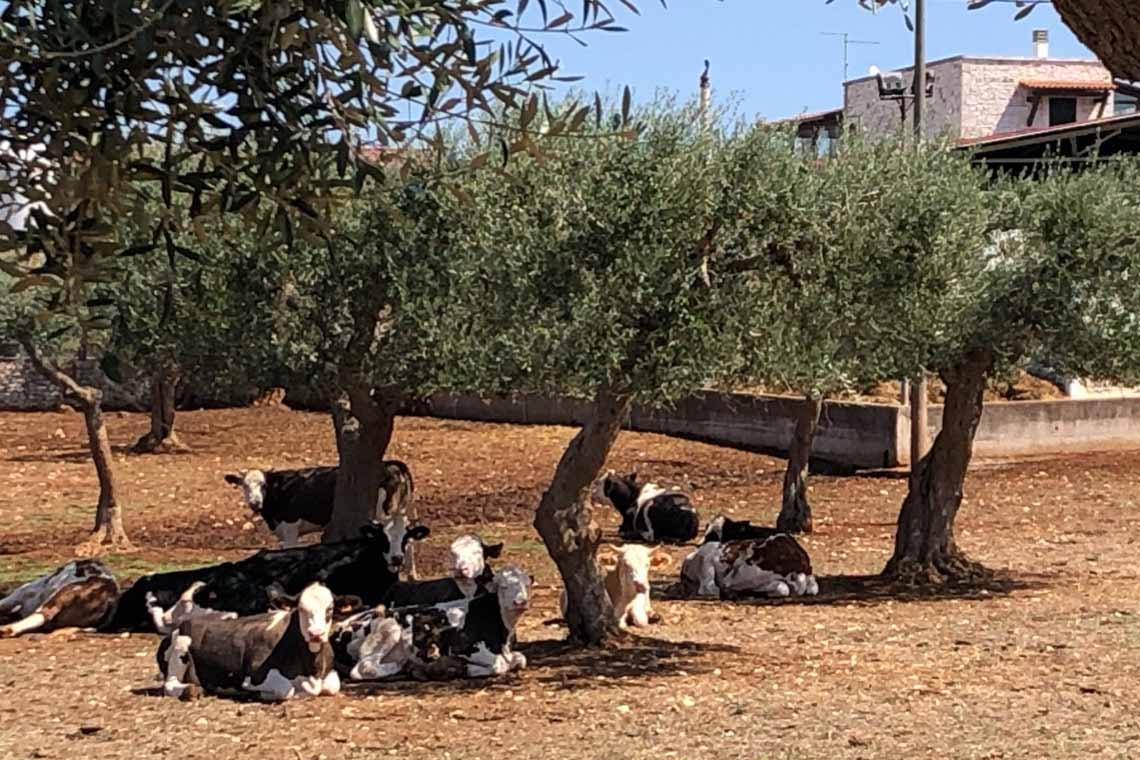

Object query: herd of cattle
[0,461,818,701]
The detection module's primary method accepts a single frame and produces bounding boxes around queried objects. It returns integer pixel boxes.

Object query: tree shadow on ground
[7,444,136,464]
[341,635,738,698]
[654,571,1044,608]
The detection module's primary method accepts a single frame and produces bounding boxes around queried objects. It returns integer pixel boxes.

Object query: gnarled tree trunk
[1052,2,1140,81]
[535,390,631,646]
[131,366,186,453]
[777,393,822,534]
[324,385,401,544]
[20,338,132,555]
[883,349,993,583]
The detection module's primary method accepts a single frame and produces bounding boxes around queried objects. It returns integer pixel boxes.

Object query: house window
[1048,97,1077,126]
[1115,92,1138,115]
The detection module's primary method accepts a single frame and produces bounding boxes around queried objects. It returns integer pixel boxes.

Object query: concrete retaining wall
[928,396,1140,458]
[424,390,1140,469]
[423,391,905,470]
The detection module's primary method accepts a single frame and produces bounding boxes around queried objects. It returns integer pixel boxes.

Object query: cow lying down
[559,544,670,630]
[157,583,340,701]
[594,471,700,545]
[333,565,532,681]
[0,560,119,637]
[681,531,819,599]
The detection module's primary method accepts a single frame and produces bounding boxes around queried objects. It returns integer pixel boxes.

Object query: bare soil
[1,407,1139,759]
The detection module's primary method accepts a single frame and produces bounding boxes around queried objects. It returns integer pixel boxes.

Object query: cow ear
[269,592,297,611]
[650,552,672,569]
[408,525,430,541]
[482,542,504,559]
[224,473,243,486]
[628,472,638,483]
[596,546,618,569]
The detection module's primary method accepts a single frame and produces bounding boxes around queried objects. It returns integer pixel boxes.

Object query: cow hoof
[179,684,204,701]
[0,626,14,639]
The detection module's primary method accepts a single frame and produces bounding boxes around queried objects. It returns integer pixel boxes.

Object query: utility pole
[699,59,710,132]
[821,31,879,83]
[909,0,929,472]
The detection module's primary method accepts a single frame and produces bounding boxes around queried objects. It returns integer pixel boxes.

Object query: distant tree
[886,161,1140,582]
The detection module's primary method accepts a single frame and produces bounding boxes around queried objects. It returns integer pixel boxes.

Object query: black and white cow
[594,471,700,545]
[157,583,340,701]
[333,565,533,681]
[382,534,503,608]
[108,520,429,631]
[0,560,119,637]
[680,533,819,598]
[701,515,781,544]
[224,461,414,550]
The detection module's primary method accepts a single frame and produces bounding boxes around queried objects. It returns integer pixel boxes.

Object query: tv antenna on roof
[822,31,880,83]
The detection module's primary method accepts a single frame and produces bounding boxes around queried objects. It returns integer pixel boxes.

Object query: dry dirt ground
[2,407,1140,760]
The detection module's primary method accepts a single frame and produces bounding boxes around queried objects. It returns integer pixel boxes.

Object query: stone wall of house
[844,57,964,140]
[843,56,1111,141]
[960,58,1112,138]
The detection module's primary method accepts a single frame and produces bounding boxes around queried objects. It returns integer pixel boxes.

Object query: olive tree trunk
[131,367,186,453]
[777,393,822,534]
[20,338,132,555]
[534,390,630,646]
[323,385,401,544]
[1052,1,1140,80]
[883,349,993,583]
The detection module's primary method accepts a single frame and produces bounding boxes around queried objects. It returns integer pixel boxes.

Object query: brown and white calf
[0,560,119,637]
[335,565,532,681]
[680,534,819,598]
[224,461,414,551]
[559,545,670,629]
[157,583,340,701]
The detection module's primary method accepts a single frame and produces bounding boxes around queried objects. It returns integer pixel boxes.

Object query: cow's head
[296,583,335,652]
[378,513,430,573]
[449,535,504,581]
[600,544,670,597]
[224,470,267,515]
[491,565,532,623]
[593,470,640,514]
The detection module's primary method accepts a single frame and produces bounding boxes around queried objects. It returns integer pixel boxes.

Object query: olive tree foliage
[887,160,1140,583]
[0,0,642,551]
[735,139,991,534]
[443,106,793,644]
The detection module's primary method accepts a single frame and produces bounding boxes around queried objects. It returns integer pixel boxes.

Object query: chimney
[1033,29,1049,59]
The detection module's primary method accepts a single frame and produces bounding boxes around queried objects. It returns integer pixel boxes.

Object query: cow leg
[161,634,194,698]
[805,575,819,596]
[503,645,527,671]
[276,522,301,550]
[757,577,790,598]
[696,561,719,598]
[465,643,510,678]
[243,669,297,701]
[146,592,174,634]
[350,657,405,681]
[786,573,809,596]
[320,670,342,696]
[0,612,46,637]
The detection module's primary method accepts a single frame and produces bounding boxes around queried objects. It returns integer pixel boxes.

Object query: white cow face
[449,535,504,580]
[605,545,670,598]
[224,470,267,514]
[493,565,533,621]
[380,514,430,573]
[297,583,335,651]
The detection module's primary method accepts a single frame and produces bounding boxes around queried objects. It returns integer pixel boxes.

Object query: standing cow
[224,461,415,558]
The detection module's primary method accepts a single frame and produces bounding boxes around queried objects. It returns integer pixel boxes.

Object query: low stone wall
[0,356,61,410]
[422,391,906,470]
[927,396,1140,459]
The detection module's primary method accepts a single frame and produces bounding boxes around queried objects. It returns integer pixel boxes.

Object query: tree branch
[17,335,96,408]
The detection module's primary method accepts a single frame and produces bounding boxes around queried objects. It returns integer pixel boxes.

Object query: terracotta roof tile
[1020,79,1114,92]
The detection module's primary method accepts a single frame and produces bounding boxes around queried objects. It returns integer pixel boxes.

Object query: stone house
[787,29,1137,150]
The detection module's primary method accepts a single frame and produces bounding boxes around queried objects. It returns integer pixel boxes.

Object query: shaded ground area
[2,407,1140,759]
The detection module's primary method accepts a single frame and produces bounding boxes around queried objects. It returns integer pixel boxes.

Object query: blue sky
[539,1,1096,121]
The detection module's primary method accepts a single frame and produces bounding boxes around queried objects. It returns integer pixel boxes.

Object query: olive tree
[887,160,1140,581]
[448,108,792,644]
